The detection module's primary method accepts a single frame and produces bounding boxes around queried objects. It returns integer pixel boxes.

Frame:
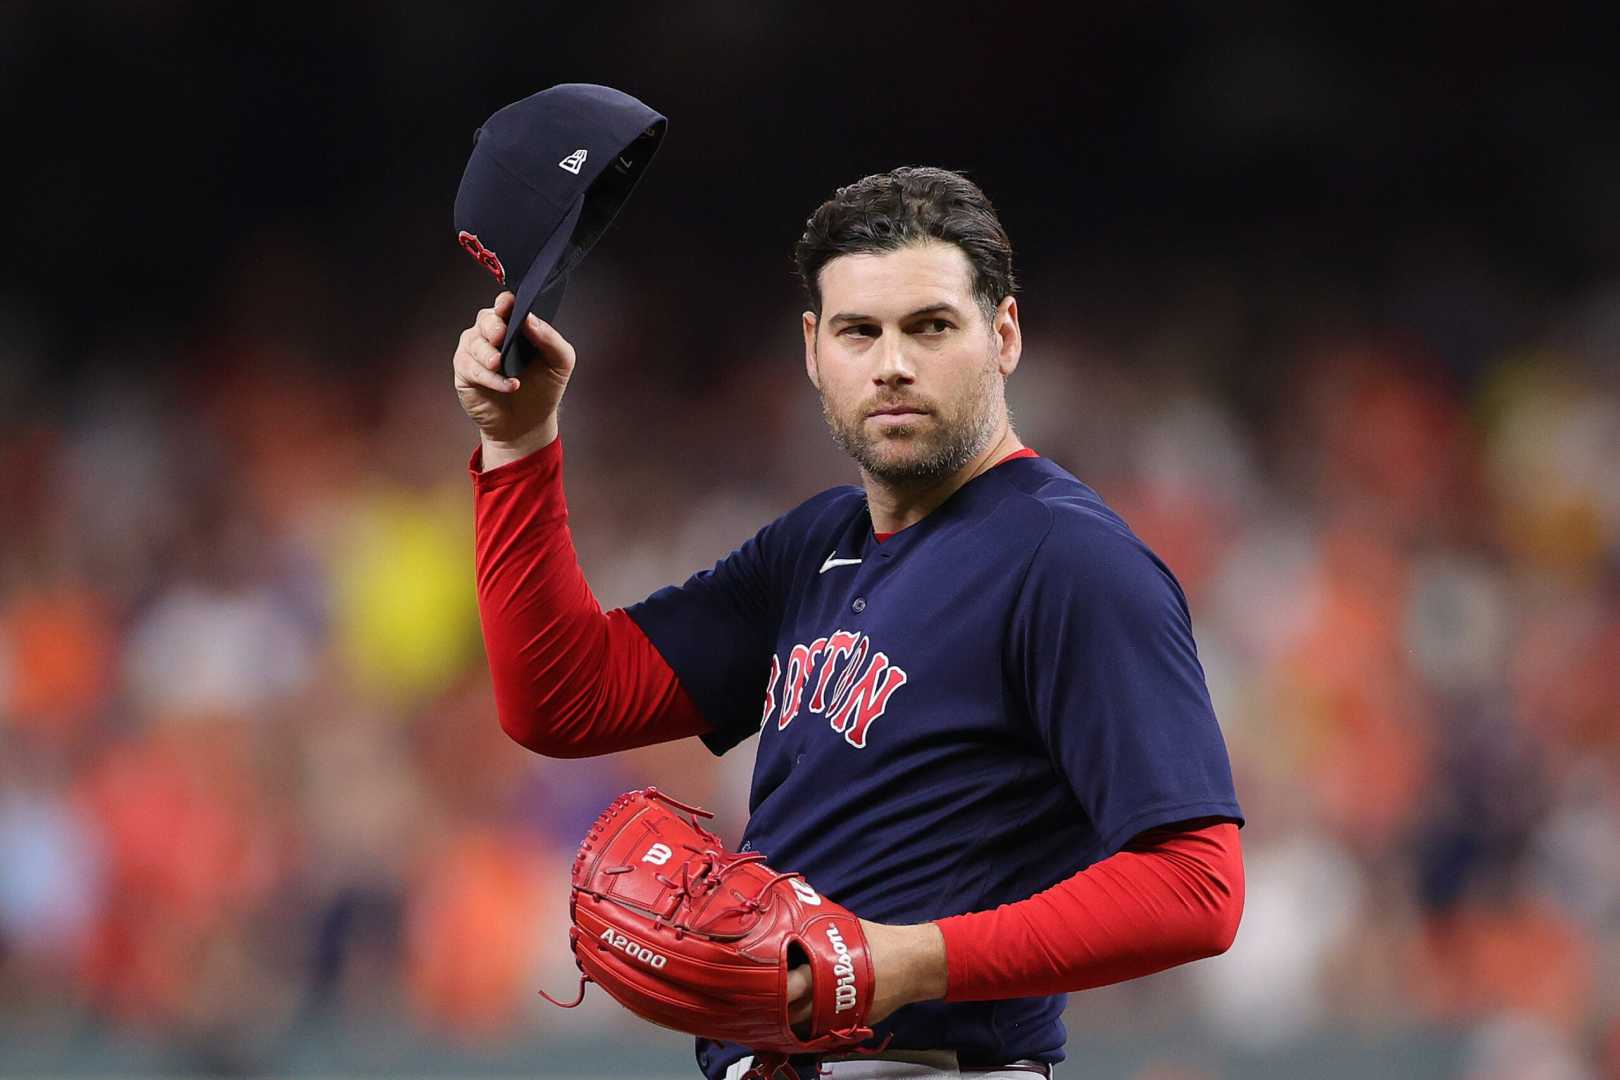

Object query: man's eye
[919,319,950,334]
[843,324,877,337]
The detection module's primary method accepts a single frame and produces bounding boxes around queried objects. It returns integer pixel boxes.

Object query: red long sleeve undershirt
[472,438,712,755]
[470,437,1244,1001]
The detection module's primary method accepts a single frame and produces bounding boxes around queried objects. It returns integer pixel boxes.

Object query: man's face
[803,241,1020,487]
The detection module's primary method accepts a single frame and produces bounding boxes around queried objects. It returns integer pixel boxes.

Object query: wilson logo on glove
[600,928,667,969]
[539,787,889,1080]
[826,926,858,1012]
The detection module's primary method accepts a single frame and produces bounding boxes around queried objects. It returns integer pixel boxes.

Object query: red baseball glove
[540,788,886,1080]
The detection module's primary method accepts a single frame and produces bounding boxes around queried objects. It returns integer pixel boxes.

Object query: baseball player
[453,167,1245,1080]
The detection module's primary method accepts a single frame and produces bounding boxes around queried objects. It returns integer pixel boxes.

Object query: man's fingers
[457,327,504,373]
[468,334,503,372]
[787,966,810,1000]
[476,306,509,347]
[493,291,515,316]
[787,963,811,1025]
[522,312,546,346]
[456,347,517,393]
[523,313,577,368]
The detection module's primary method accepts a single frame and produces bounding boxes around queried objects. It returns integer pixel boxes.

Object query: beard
[821,357,1001,488]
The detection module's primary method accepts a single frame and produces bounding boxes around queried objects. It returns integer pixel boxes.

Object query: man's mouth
[867,404,930,418]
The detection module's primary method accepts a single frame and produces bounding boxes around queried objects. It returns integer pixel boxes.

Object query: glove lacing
[738,1031,896,1080]
[540,787,883,1074]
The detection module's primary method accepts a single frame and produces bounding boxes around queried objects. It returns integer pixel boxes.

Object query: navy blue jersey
[625,455,1243,1079]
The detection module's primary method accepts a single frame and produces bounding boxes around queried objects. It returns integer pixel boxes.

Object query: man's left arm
[860,510,1247,1019]
[851,818,1242,1020]
[793,511,1247,1022]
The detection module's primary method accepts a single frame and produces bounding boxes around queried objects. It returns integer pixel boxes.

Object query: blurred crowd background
[2,5,1617,1079]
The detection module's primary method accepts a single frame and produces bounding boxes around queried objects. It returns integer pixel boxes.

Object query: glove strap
[537,972,591,1009]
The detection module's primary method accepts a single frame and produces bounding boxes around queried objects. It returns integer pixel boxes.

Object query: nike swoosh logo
[819,552,863,574]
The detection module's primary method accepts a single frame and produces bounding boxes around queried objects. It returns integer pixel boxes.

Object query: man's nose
[872,332,916,386]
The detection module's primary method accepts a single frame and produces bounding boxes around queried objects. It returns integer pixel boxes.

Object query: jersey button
[851,597,867,613]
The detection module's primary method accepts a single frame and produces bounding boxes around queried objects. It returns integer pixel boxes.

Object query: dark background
[8,5,1618,382]
[2,5,1618,1079]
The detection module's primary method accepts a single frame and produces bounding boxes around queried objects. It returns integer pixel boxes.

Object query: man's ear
[803,310,821,390]
[993,296,1022,377]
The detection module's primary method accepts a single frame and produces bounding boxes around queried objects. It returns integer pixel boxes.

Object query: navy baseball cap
[454,84,666,376]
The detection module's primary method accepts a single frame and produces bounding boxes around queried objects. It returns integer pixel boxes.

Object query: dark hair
[795,166,1017,320]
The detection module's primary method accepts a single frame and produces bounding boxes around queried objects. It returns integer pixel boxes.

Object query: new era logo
[558,149,588,174]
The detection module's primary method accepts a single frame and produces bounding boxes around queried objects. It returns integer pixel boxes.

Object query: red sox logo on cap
[457,231,506,285]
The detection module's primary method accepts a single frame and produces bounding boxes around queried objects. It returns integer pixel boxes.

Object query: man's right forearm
[480,414,560,471]
[470,436,713,755]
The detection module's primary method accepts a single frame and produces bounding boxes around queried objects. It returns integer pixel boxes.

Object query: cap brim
[500,197,586,378]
